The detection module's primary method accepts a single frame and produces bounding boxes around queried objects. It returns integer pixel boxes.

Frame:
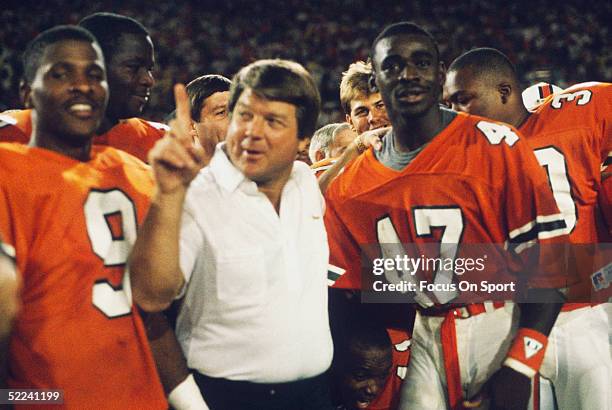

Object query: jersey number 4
[85,189,138,319]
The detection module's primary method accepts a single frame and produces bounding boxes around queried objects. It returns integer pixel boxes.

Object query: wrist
[168,374,209,410]
[503,327,548,378]
[353,135,367,154]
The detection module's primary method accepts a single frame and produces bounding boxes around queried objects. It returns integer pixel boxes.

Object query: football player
[325,22,572,410]
[444,47,612,409]
[0,13,167,162]
[0,26,166,408]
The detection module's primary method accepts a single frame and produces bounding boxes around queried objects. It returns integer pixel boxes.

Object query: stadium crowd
[1,0,610,123]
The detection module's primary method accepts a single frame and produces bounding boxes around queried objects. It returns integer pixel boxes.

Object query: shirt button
[270,389,276,396]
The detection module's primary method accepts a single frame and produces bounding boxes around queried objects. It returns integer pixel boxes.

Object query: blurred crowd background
[1,0,610,125]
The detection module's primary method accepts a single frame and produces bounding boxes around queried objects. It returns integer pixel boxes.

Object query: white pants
[398,305,611,410]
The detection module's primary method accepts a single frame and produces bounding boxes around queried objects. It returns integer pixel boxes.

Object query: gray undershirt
[375,107,457,171]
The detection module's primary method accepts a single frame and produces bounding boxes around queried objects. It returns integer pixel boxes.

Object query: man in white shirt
[130,59,334,410]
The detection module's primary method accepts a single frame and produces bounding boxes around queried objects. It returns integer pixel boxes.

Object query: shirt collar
[209,142,252,193]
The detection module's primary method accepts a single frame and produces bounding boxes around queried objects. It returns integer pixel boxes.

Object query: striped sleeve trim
[603,151,612,169]
[327,264,346,286]
[0,114,17,129]
[506,214,567,253]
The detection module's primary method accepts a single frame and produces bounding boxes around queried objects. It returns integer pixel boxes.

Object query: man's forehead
[40,40,103,67]
[350,93,382,108]
[237,88,296,117]
[375,33,436,60]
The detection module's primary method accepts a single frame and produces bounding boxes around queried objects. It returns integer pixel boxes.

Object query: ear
[438,61,446,87]
[20,79,33,108]
[315,150,325,162]
[498,82,512,104]
[346,115,356,132]
[368,73,378,93]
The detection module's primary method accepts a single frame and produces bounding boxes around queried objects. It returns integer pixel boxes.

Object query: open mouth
[244,149,264,160]
[67,103,96,119]
[355,398,372,409]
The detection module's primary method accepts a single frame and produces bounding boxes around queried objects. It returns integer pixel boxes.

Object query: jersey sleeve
[324,195,362,289]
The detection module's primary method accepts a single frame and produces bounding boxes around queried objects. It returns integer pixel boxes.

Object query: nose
[70,73,94,94]
[245,116,265,139]
[368,108,383,127]
[139,68,154,88]
[399,63,418,81]
[364,379,382,396]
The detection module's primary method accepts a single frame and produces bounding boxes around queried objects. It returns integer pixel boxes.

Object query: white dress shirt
[176,143,333,383]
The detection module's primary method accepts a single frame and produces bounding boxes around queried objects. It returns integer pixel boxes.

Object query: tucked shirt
[176,143,333,383]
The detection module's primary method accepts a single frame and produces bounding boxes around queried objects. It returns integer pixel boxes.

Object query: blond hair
[339,60,373,115]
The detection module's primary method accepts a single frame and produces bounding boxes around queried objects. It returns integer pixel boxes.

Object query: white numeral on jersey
[551,90,592,109]
[534,147,576,233]
[477,121,519,147]
[84,189,137,319]
[413,208,463,304]
[377,217,434,308]
[376,207,464,306]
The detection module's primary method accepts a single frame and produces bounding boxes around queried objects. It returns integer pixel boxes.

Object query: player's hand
[463,366,530,410]
[149,84,208,194]
[359,126,389,151]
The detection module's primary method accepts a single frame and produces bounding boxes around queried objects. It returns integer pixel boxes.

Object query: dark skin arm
[142,309,190,394]
[465,289,563,410]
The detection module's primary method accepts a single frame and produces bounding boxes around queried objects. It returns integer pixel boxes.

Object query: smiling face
[106,33,154,120]
[347,92,390,134]
[372,33,444,120]
[225,87,299,185]
[26,39,108,146]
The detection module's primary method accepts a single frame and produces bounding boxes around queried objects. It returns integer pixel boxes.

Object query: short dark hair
[371,21,439,63]
[448,47,518,83]
[186,74,231,121]
[332,314,391,366]
[23,25,98,84]
[78,12,149,60]
[228,59,321,139]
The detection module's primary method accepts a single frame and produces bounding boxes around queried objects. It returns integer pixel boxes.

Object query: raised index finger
[173,83,192,143]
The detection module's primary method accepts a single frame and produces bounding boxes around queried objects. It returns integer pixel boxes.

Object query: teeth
[69,104,92,112]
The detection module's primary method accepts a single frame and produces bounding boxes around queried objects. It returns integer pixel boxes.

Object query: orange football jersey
[325,112,571,303]
[0,144,166,410]
[520,82,612,303]
[0,109,166,162]
[520,82,612,243]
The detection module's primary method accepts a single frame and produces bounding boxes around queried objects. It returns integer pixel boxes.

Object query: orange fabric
[0,110,31,143]
[521,82,612,303]
[325,112,570,294]
[311,157,339,178]
[368,328,411,410]
[441,312,463,410]
[0,143,166,410]
[0,109,165,162]
[506,328,549,373]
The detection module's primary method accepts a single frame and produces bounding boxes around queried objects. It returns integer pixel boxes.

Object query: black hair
[186,74,232,121]
[228,59,320,139]
[371,21,439,63]
[78,12,149,61]
[23,25,98,84]
[448,47,518,83]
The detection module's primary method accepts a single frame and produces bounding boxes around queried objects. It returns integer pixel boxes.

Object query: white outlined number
[477,121,519,147]
[84,189,137,318]
[533,147,576,233]
[551,90,592,109]
[376,207,464,306]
